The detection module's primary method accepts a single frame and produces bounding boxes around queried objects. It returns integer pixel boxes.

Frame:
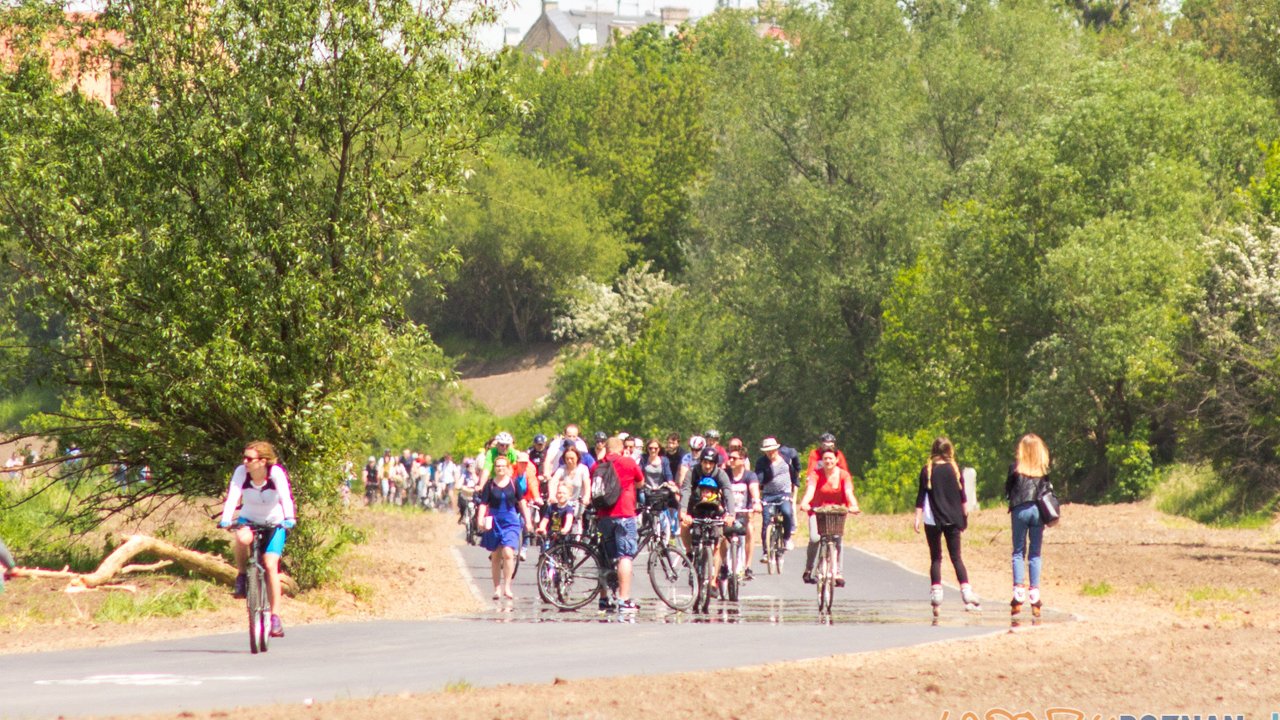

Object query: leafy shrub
[861,427,942,513]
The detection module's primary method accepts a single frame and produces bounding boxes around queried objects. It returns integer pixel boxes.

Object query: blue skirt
[481,510,522,552]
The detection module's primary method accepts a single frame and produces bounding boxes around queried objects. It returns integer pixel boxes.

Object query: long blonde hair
[1014,434,1050,477]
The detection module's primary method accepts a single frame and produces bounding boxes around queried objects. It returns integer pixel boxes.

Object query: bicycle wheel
[247,565,268,654]
[765,523,781,575]
[694,546,713,613]
[648,544,695,612]
[817,541,835,615]
[727,538,741,602]
[536,539,602,611]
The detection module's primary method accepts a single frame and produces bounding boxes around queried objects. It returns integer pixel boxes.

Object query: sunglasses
[243,456,261,463]
[648,446,660,451]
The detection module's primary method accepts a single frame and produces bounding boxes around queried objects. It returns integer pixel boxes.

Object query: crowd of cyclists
[366,425,866,611]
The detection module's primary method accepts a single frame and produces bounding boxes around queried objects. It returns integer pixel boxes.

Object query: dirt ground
[6,500,1280,719]
[456,343,559,417]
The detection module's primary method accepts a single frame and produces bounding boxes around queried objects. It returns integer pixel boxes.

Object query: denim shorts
[598,516,638,560]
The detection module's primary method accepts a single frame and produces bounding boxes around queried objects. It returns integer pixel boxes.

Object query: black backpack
[590,459,622,511]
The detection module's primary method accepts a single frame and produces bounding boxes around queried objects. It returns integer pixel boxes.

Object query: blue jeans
[760,494,794,546]
[1011,502,1043,587]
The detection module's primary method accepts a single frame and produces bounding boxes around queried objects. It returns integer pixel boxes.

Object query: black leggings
[925,523,968,585]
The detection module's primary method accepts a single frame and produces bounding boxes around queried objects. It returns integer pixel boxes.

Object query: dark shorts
[598,516,638,560]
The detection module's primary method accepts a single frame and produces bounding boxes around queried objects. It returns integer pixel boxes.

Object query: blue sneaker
[232,573,247,599]
[598,597,616,612]
[270,614,285,638]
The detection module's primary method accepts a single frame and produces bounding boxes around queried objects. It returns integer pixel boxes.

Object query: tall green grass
[0,481,104,572]
[1152,463,1276,528]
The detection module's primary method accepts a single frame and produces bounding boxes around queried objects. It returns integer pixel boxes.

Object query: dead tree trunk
[12,534,298,596]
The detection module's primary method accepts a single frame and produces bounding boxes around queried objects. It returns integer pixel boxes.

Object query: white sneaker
[961,584,981,610]
[784,539,794,551]
[518,547,527,561]
[929,585,944,607]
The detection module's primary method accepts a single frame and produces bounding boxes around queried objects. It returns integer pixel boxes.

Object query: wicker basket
[814,508,848,537]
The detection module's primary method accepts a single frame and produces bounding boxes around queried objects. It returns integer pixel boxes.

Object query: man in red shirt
[597,435,644,611]
[806,432,849,481]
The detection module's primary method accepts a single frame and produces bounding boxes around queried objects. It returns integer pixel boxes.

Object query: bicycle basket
[814,509,847,537]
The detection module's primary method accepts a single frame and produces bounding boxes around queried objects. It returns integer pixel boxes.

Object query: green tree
[691,0,930,463]
[425,148,630,343]
[0,0,502,584]
[507,24,711,276]
[875,43,1274,498]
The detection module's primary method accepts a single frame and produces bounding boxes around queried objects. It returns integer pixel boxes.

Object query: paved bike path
[0,540,1060,719]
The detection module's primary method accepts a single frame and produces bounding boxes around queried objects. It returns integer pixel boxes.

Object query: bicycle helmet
[533,433,548,445]
[594,431,608,444]
[699,447,720,464]
[494,431,513,446]
[696,474,720,490]
[704,429,720,440]
[689,435,706,451]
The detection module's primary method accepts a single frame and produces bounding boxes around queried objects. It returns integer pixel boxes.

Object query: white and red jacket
[219,464,297,527]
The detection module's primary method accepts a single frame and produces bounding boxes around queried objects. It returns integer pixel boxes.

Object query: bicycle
[688,517,724,614]
[762,498,789,575]
[719,513,749,602]
[459,488,480,546]
[238,522,281,655]
[536,512,696,612]
[811,507,849,616]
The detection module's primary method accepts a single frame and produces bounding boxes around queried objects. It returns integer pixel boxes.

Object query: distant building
[0,12,122,109]
[517,1,690,54]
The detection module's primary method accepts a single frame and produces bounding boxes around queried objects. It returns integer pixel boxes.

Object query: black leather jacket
[1005,467,1043,509]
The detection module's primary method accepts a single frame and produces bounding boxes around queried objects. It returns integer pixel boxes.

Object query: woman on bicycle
[913,436,979,611]
[799,448,859,587]
[218,440,297,638]
[477,455,526,599]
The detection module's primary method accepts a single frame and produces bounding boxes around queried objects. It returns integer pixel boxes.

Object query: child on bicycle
[218,440,297,639]
[538,482,576,540]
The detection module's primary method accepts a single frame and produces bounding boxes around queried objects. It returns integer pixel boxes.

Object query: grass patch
[343,581,375,603]
[92,582,217,623]
[443,679,473,693]
[1080,580,1113,597]
[1151,463,1276,528]
[1182,586,1257,603]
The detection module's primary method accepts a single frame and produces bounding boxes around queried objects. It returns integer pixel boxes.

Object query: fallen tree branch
[9,534,297,595]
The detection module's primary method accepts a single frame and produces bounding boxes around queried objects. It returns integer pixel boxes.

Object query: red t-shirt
[601,452,643,519]
[810,469,854,508]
